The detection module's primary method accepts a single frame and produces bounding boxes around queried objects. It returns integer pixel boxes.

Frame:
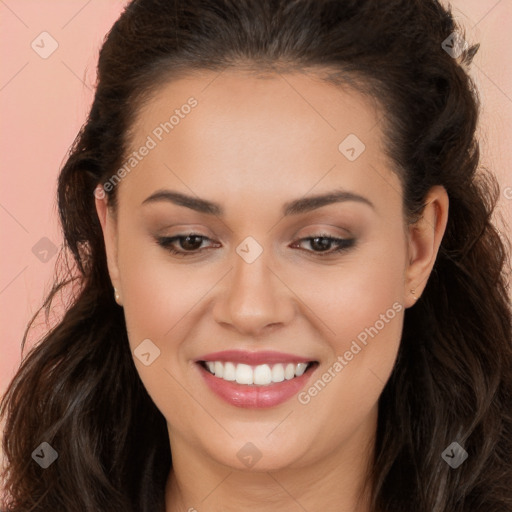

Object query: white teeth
[235,363,253,384]
[223,362,236,381]
[271,364,285,383]
[214,361,224,378]
[284,363,295,380]
[253,364,272,385]
[204,361,312,386]
[295,363,308,377]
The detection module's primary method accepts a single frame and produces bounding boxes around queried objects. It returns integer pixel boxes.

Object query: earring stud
[114,287,122,305]
[410,288,418,301]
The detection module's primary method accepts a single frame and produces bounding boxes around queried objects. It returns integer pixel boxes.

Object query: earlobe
[404,185,449,308]
[94,186,122,302]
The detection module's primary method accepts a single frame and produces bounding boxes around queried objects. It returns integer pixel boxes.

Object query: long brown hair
[2,1,511,510]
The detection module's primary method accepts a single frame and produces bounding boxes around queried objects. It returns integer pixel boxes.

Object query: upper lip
[196,350,315,365]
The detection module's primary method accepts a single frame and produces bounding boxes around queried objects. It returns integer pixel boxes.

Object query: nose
[212,245,296,336]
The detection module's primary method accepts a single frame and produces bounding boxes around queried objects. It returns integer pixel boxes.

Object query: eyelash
[156,233,355,257]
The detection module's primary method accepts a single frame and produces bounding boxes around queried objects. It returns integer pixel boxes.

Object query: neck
[165,408,377,512]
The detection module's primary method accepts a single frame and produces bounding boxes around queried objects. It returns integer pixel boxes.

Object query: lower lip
[196,363,317,408]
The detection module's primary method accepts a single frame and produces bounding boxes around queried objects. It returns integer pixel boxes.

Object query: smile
[195,350,318,408]
[201,361,311,385]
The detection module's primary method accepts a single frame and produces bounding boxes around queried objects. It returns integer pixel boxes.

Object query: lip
[194,351,318,409]
[195,349,314,365]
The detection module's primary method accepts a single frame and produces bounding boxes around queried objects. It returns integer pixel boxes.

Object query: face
[96,69,447,474]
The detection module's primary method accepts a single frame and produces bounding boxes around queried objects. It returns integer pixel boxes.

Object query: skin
[95,69,448,512]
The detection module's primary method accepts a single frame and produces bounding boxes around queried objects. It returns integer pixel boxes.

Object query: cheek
[116,241,217,428]
[291,233,407,419]
[295,232,407,346]
[117,238,220,347]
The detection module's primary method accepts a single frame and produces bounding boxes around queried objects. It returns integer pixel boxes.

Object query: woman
[1,0,511,511]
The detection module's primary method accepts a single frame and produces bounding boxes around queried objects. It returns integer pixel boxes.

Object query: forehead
[131,68,383,148]
[118,69,398,211]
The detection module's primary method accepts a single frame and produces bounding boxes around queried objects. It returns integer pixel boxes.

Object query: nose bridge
[233,239,271,295]
[214,236,294,333]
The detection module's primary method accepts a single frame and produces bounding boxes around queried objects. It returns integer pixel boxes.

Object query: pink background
[1,1,511,403]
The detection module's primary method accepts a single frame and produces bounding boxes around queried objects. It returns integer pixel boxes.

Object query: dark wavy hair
[1,0,511,510]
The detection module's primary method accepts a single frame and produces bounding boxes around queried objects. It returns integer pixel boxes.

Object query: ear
[404,185,449,308]
[94,185,122,304]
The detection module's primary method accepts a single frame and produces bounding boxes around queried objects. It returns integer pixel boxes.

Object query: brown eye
[292,235,355,255]
[179,234,206,251]
[310,237,334,252]
[156,234,220,257]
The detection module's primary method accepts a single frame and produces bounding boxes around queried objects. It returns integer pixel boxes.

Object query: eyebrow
[141,188,375,216]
